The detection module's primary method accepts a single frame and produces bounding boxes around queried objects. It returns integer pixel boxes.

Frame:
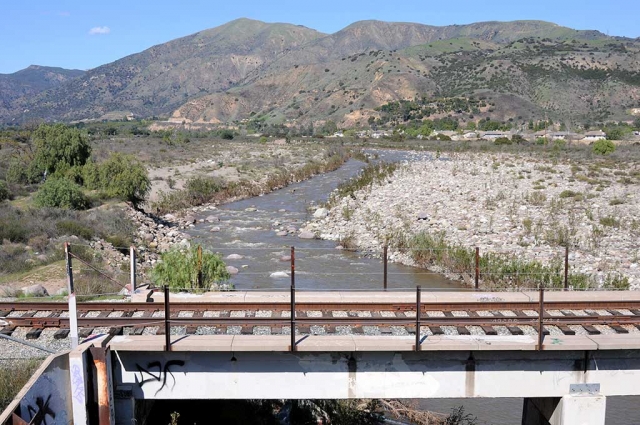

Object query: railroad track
[3,298,640,340]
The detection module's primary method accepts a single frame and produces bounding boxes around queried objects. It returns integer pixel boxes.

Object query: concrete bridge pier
[522,395,606,425]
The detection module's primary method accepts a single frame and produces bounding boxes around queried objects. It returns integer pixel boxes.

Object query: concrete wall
[0,353,73,425]
[112,349,640,400]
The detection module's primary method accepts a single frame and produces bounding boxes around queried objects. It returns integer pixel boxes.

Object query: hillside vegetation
[2,19,640,127]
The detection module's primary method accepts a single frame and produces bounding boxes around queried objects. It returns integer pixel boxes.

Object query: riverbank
[305,151,640,289]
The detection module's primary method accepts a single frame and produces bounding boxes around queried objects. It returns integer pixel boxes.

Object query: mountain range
[2,18,639,127]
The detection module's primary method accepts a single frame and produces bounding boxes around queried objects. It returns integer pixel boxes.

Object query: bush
[0,181,9,202]
[494,137,512,145]
[34,178,88,210]
[593,139,616,155]
[97,153,150,207]
[55,220,96,240]
[185,176,224,205]
[151,245,230,290]
[0,360,42,412]
[219,130,234,140]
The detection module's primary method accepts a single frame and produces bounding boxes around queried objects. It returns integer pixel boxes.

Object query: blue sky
[2,0,639,74]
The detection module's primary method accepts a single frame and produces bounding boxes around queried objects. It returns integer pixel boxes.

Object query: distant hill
[2,18,639,127]
[0,65,84,117]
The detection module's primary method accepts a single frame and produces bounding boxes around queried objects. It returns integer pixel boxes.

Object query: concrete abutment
[522,395,606,425]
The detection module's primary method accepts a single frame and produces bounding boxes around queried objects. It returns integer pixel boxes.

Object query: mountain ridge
[1,18,637,126]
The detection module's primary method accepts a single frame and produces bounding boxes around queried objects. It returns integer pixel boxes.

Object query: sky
[2,0,640,74]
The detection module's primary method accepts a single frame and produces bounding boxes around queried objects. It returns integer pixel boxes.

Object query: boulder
[184,215,196,224]
[276,231,288,236]
[270,271,289,278]
[210,226,221,232]
[313,208,329,218]
[417,212,429,221]
[298,231,315,239]
[21,284,49,298]
[280,256,292,262]
[226,266,239,275]
[226,254,244,260]
[206,215,220,223]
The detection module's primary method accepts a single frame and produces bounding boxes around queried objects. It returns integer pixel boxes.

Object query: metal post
[197,245,203,289]
[564,246,569,290]
[537,288,545,351]
[383,245,388,291]
[290,246,296,352]
[164,285,171,352]
[90,347,112,425]
[475,247,480,289]
[415,285,422,352]
[65,242,78,349]
[130,246,136,292]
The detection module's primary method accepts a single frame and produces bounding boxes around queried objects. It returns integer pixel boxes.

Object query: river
[185,149,639,424]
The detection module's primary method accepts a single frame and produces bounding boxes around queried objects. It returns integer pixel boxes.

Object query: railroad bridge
[3,289,640,424]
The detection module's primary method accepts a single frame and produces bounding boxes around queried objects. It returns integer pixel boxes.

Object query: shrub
[592,139,615,155]
[55,220,96,240]
[151,245,230,290]
[494,137,512,145]
[559,190,579,198]
[0,181,9,202]
[0,360,42,412]
[98,153,150,207]
[34,178,88,210]
[81,160,101,190]
[185,176,224,205]
[219,130,234,140]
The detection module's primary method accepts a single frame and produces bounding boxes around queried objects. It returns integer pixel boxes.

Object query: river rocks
[226,254,244,260]
[280,255,292,262]
[184,215,196,224]
[298,230,315,239]
[21,284,49,297]
[270,271,289,278]
[205,215,220,223]
[245,207,257,212]
[226,266,239,275]
[210,226,221,232]
[276,231,288,236]
[307,152,640,289]
[313,208,329,218]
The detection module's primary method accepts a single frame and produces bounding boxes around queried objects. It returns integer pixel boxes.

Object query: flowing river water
[185,149,638,424]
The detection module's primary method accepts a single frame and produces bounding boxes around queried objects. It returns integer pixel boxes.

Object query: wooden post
[130,246,136,292]
[197,245,203,289]
[65,242,78,349]
[383,245,388,291]
[475,247,480,289]
[290,246,296,352]
[564,246,569,290]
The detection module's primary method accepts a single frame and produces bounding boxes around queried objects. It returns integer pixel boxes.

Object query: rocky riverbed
[305,151,640,289]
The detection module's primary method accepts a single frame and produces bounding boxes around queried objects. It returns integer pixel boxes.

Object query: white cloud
[89,26,110,35]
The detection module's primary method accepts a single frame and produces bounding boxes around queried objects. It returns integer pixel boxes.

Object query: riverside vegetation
[0,123,355,295]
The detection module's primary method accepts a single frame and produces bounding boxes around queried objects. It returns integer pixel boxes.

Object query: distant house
[481,131,509,140]
[548,132,579,141]
[581,130,607,141]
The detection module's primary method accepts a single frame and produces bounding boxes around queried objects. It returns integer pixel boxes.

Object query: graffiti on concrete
[135,360,185,395]
[26,394,55,425]
[71,364,85,405]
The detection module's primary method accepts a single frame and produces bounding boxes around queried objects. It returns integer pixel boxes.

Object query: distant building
[581,130,607,141]
[481,131,509,140]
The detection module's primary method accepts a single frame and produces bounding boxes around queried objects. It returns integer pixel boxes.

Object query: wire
[68,253,128,289]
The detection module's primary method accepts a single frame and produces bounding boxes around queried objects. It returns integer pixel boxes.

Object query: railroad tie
[53,329,70,339]
[78,328,94,338]
[507,326,524,335]
[351,326,364,335]
[379,326,393,335]
[132,311,153,335]
[109,327,123,336]
[557,325,576,335]
[0,310,12,318]
[428,326,444,335]
[456,326,471,336]
[581,325,601,335]
[469,311,497,335]
[609,324,629,334]
[0,326,16,336]
[25,328,42,340]
[186,312,203,334]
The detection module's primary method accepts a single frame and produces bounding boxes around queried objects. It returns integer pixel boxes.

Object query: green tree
[151,245,230,290]
[98,153,150,207]
[34,178,88,210]
[593,139,616,155]
[32,124,91,176]
[321,120,338,135]
[0,180,9,202]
